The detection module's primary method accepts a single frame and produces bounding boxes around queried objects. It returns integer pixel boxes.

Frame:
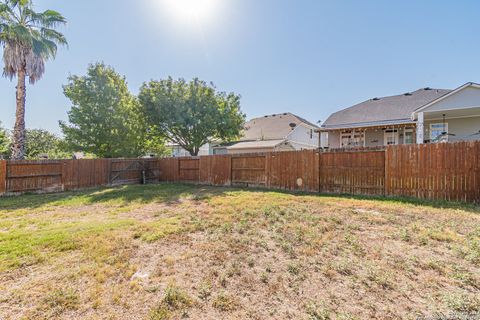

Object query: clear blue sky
[1,0,480,134]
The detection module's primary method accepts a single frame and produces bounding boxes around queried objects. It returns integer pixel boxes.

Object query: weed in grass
[365,265,394,290]
[287,262,302,276]
[163,284,192,309]
[150,284,193,319]
[260,272,269,284]
[150,306,171,320]
[213,292,238,312]
[399,228,411,242]
[305,301,331,320]
[198,282,212,300]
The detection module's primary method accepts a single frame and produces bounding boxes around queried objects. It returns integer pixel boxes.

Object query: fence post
[318,151,322,194]
[0,160,6,194]
[383,147,388,197]
[61,160,66,192]
[229,155,233,187]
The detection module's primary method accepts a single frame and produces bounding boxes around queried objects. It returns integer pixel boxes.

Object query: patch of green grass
[0,219,134,271]
[305,301,331,320]
[134,217,185,243]
[444,292,480,313]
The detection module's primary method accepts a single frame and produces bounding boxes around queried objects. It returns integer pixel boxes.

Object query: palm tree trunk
[11,67,27,160]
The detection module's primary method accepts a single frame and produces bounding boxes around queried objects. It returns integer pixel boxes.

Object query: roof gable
[413,82,480,117]
[242,113,318,141]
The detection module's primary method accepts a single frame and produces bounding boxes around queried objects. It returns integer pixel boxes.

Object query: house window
[404,128,414,144]
[310,129,313,139]
[430,123,448,142]
[341,131,365,148]
[384,130,399,145]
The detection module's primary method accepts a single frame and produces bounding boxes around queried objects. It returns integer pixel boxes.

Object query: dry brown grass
[0,183,479,319]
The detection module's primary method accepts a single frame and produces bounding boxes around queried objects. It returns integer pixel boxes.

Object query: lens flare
[162,0,219,22]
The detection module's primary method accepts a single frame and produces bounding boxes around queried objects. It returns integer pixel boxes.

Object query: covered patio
[415,107,480,143]
[320,122,417,149]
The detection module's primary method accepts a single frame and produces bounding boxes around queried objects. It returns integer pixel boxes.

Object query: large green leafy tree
[24,128,69,159]
[0,0,67,160]
[60,63,150,158]
[139,78,245,156]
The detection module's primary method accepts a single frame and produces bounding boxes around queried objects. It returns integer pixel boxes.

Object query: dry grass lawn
[0,183,479,320]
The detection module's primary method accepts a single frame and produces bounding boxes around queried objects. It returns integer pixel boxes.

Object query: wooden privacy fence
[0,158,160,194]
[0,141,479,203]
[155,142,480,203]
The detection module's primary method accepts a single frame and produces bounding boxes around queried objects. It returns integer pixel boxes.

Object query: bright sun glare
[162,0,219,23]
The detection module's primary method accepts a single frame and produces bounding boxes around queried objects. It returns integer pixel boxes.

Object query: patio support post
[417,112,425,144]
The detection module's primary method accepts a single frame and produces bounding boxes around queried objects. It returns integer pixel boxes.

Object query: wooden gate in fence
[0,158,160,194]
[0,141,479,203]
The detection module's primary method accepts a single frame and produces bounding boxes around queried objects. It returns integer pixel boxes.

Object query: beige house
[320,83,480,148]
[214,113,320,154]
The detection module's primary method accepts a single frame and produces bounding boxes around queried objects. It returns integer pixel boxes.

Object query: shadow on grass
[233,186,480,213]
[0,183,231,211]
[0,182,479,214]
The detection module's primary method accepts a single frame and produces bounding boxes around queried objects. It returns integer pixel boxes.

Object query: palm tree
[0,0,67,160]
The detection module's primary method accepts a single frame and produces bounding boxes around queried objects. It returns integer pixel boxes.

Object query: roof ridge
[248,112,319,128]
[323,87,453,128]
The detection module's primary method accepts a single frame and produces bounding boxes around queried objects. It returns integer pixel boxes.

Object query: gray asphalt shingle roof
[322,88,451,129]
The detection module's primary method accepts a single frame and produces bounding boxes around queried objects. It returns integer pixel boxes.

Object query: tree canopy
[60,63,152,158]
[0,0,67,159]
[24,129,69,159]
[139,78,245,156]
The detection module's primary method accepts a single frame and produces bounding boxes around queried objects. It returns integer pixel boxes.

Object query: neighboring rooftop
[227,139,287,150]
[242,112,319,141]
[322,88,451,129]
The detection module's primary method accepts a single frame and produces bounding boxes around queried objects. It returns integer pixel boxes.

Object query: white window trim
[404,128,414,144]
[430,122,448,142]
[384,130,399,146]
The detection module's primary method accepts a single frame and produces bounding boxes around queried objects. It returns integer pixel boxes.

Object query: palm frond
[0,0,66,81]
[40,27,67,46]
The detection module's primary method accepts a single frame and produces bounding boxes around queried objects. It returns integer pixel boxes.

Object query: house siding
[424,116,480,142]
[422,86,480,112]
[287,124,319,149]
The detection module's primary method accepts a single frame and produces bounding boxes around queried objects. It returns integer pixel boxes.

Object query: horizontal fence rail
[0,141,479,203]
